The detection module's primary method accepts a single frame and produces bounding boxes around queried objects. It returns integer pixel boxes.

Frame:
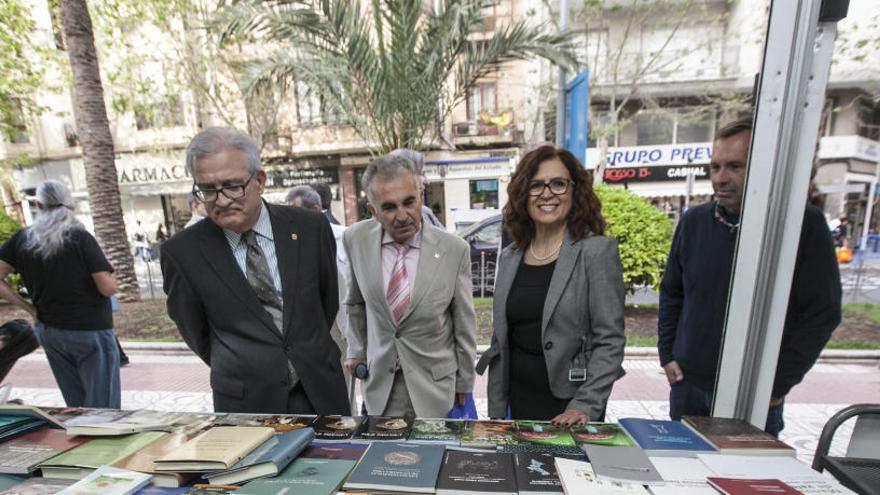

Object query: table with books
[0,404,859,495]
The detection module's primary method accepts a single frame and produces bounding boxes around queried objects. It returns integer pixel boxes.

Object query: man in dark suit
[161,127,349,415]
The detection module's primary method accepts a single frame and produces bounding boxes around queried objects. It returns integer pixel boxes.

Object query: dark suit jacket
[161,203,349,414]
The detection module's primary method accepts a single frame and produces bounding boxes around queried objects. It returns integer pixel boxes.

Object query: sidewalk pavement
[5,348,877,465]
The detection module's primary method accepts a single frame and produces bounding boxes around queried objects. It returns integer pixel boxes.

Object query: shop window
[470,179,499,209]
[636,112,674,145]
[134,96,184,130]
[467,82,497,121]
[675,107,714,143]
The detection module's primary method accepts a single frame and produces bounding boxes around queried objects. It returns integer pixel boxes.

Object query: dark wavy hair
[504,145,605,249]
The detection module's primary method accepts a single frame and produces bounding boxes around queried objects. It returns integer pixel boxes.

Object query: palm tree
[218,0,578,152]
[60,0,139,301]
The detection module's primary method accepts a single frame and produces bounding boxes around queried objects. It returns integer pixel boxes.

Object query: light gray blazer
[344,219,477,417]
[477,230,626,420]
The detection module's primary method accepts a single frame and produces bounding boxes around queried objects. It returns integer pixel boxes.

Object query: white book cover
[647,457,717,495]
[696,455,855,494]
[554,457,648,495]
[56,465,152,495]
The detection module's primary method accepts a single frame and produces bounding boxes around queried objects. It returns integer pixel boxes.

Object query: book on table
[342,442,446,494]
[154,426,275,472]
[0,428,88,475]
[460,420,517,449]
[110,432,203,488]
[39,431,167,480]
[56,465,152,495]
[65,410,215,437]
[682,416,795,456]
[299,442,368,461]
[212,413,316,432]
[408,419,464,445]
[435,450,517,495]
[351,415,413,443]
[203,427,314,485]
[0,404,65,429]
[706,477,801,495]
[579,442,664,486]
[646,456,719,495]
[513,451,565,495]
[618,418,717,457]
[569,423,636,448]
[500,421,579,455]
[554,457,649,495]
[310,415,365,442]
[696,454,857,494]
[0,477,74,494]
[235,457,356,495]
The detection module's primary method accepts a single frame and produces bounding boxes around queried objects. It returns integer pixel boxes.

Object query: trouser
[669,379,785,437]
[0,320,39,382]
[33,324,121,409]
[381,370,416,417]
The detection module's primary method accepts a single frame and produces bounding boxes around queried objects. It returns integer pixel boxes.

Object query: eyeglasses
[192,172,257,202]
[528,178,572,196]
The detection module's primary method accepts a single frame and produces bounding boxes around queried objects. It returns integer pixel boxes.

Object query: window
[636,112,674,145]
[857,96,880,141]
[473,220,502,246]
[467,82,497,121]
[7,99,29,144]
[587,111,615,148]
[675,107,714,143]
[134,96,184,130]
[470,179,498,209]
[584,29,609,72]
[295,81,345,126]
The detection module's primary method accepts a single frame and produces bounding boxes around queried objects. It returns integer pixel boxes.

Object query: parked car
[457,213,505,295]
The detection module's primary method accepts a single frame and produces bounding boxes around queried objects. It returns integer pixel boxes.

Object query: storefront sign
[118,164,190,184]
[586,143,713,169]
[424,158,512,180]
[603,164,709,184]
[818,135,880,163]
[264,165,339,188]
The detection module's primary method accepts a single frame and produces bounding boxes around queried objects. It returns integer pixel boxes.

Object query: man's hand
[551,409,589,426]
[456,393,468,406]
[663,360,684,384]
[344,358,366,377]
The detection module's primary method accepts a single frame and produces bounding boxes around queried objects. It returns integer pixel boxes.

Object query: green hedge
[595,184,673,292]
[0,211,22,290]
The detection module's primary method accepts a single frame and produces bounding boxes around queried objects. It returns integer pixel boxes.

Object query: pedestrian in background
[0,180,121,408]
[478,145,625,425]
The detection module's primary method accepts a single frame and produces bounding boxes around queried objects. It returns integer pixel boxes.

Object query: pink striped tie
[386,243,411,323]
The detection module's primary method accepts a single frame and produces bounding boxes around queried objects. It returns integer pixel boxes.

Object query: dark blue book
[342,442,446,494]
[203,427,315,485]
[618,417,717,457]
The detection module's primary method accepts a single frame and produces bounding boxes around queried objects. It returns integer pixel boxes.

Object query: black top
[0,228,114,330]
[506,259,568,420]
[658,202,841,397]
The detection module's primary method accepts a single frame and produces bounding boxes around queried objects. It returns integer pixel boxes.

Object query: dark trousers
[33,324,121,408]
[669,379,785,437]
[287,383,316,414]
[0,320,39,382]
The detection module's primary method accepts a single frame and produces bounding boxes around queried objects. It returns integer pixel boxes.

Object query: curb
[116,342,880,363]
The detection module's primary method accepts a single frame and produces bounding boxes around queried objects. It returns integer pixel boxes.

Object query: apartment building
[3,0,556,236]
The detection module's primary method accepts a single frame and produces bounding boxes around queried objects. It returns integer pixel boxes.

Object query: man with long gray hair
[161,127,349,415]
[0,180,121,408]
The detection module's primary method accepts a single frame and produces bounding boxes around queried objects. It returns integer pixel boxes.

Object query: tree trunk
[60,0,140,301]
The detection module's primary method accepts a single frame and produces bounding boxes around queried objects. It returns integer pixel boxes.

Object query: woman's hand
[551,409,589,426]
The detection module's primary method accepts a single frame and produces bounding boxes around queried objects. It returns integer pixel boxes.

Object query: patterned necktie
[242,230,283,331]
[386,243,412,323]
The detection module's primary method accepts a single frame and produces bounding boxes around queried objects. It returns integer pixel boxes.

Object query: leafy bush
[595,184,673,292]
[0,211,22,290]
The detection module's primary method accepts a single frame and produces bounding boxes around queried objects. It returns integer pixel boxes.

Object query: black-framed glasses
[192,172,257,202]
[528,178,572,196]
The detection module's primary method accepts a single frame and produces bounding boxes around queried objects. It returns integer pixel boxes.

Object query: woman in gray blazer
[476,145,625,425]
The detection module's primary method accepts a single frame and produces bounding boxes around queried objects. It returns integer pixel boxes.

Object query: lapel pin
[291,234,298,240]
[434,252,440,259]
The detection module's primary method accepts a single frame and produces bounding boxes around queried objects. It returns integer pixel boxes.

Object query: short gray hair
[286,185,322,210]
[185,127,262,176]
[389,148,425,175]
[361,155,419,205]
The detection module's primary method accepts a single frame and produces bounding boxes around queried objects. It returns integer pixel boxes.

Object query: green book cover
[569,423,635,447]
[40,431,167,469]
[237,458,355,495]
[513,421,577,447]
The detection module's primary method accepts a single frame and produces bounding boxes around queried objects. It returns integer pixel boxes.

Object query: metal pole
[480,251,486,298]
[555,0,569,147]
[858,161,879,261]
[145,258,155,299]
